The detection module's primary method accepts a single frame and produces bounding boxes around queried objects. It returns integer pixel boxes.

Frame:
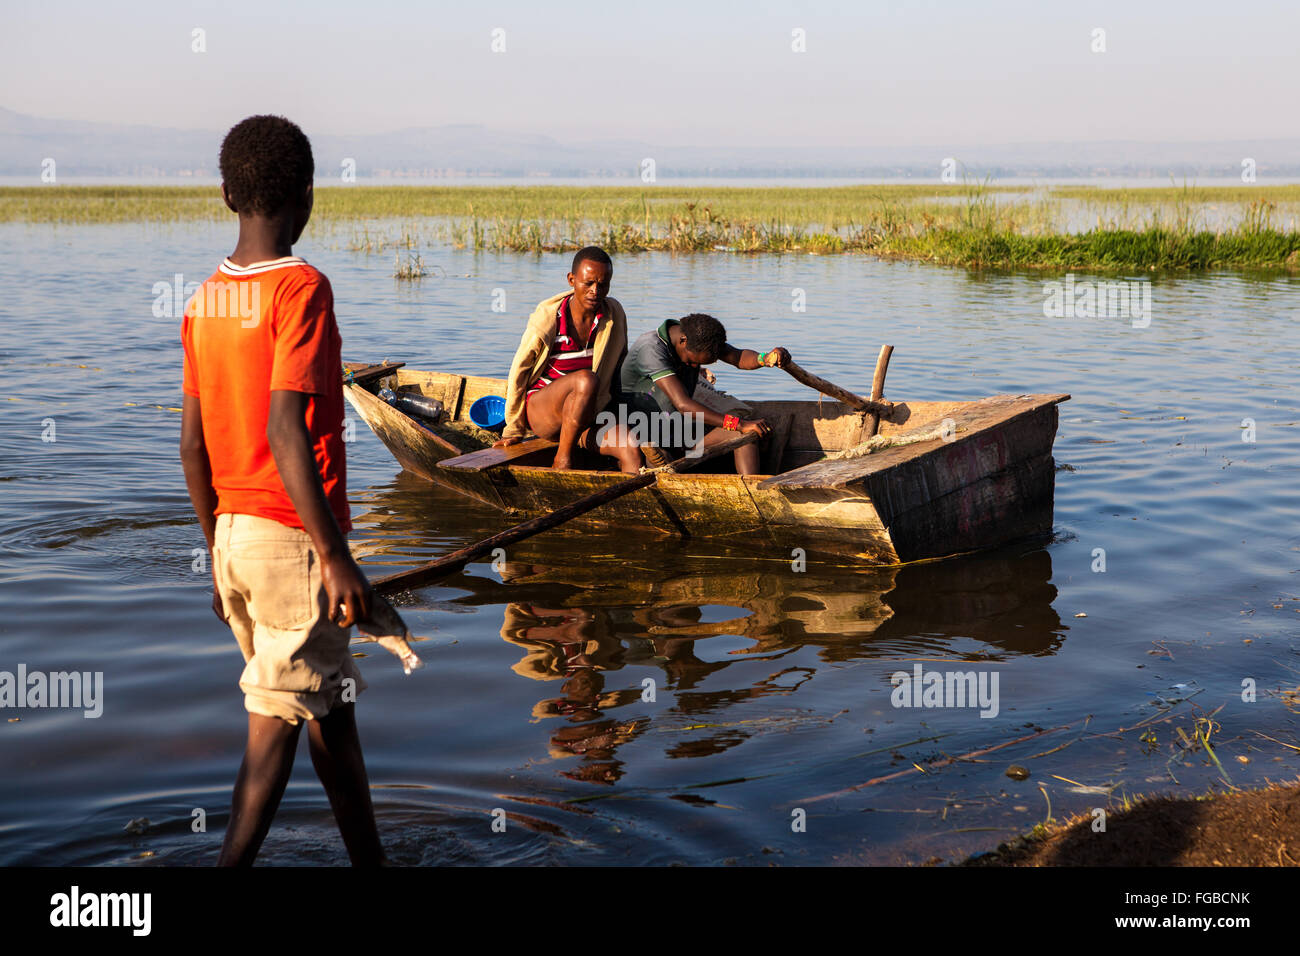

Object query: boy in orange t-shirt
[180,115,383,866]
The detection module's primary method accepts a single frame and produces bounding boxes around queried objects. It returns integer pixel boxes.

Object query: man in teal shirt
[617,313,790,476]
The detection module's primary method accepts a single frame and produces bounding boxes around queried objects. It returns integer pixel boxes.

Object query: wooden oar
[780,355,894,418]
[371,431,758,594]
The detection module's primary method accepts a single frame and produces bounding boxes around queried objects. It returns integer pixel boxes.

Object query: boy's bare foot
[641,443,671,468]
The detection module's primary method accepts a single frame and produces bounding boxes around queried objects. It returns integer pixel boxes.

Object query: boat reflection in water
[352,477,1065,787]
[499,600,644,784]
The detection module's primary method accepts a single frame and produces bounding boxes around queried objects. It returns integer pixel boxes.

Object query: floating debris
[1049,773,1119,796]
[1006,765,1031,781]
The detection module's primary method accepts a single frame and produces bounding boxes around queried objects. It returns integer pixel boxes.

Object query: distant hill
[1,106,1296,180]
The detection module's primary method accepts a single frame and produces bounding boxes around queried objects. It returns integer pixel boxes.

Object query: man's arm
[180,394,225,621]
[653,374,769,438]
[180,395,218,548]
[719,344,790,370]
[497,330,545,446]
[266,390,371,627]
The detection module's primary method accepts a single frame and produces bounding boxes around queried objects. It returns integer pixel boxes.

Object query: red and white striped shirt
[526,295,602,400]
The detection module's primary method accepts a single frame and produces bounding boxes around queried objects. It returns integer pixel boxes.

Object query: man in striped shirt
[495,247,642,472]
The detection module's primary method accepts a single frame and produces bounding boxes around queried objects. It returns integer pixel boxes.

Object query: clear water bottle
[390,390,441,421]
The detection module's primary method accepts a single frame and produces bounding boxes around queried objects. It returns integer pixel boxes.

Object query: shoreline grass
[964,777,1300,867]
[4,184,1299,272]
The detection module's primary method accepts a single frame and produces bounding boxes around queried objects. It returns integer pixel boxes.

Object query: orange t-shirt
[181,256,351,533]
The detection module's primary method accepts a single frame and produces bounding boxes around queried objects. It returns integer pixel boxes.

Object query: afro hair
[219,115,314,217]
[679,313,728,362]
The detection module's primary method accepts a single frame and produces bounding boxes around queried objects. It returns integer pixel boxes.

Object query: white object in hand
[355,593,426,675]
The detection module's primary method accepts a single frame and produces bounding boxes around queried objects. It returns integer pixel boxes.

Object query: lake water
[1,218,1298,865]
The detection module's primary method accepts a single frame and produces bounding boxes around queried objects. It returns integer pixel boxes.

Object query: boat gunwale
[346,363,1069,487]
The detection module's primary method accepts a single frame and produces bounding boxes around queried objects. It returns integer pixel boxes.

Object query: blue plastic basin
[470,395,506,430]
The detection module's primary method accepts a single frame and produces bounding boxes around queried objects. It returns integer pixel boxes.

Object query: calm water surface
[1,219,1298,865]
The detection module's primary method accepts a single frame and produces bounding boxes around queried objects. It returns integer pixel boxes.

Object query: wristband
[724,414,740,431]
[757,352,768,367]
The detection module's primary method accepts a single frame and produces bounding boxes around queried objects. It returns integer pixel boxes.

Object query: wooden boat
[342,361,1069,565]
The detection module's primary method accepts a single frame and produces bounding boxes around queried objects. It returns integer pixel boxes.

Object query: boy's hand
[211,568,227,623]
[762,348,790,369]
[267,389,370,627]
[181,394,224,623]
[739,418,771,438]
[492,436,521,449]
[323,553,372,628]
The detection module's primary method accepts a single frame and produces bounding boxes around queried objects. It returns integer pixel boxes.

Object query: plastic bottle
[394,392,444,423]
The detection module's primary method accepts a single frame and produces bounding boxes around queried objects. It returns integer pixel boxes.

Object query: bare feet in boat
[641,443,671,468]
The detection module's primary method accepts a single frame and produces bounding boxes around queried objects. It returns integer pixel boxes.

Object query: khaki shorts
[212,513,366,724]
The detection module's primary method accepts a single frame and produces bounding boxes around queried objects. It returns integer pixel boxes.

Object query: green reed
[4,183,1299,271]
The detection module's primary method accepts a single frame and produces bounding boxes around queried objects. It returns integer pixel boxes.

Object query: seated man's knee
[569,370,598,395]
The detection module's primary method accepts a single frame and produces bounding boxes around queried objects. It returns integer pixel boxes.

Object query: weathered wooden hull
[344,364,1068,564]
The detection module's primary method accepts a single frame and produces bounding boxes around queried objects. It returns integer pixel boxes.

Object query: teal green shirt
[620,320,700,414]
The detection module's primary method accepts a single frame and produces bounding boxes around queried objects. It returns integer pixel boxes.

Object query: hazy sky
[2,0,1295,147]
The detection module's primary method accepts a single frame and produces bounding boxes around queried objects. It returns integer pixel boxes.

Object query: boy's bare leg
[695,426,762,476]
[579,421,643,474]
[308,702,386,866]
[733,442,760,476]
[217,713,303,866]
